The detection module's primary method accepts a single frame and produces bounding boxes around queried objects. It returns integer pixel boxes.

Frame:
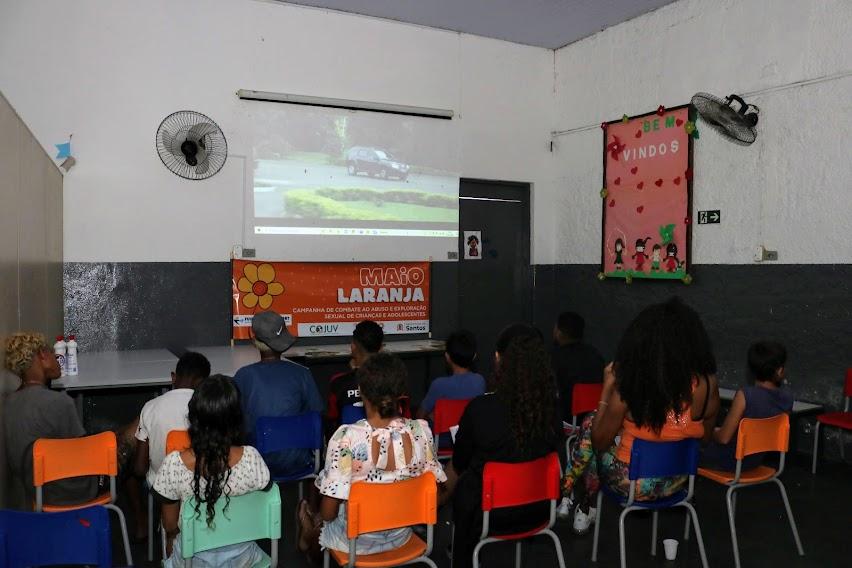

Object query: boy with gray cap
[233,311,323,476]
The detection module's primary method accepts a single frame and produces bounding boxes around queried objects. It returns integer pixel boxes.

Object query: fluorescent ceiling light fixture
[237,89,453,120]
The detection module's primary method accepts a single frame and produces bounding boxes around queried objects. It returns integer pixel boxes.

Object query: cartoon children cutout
[650,244,662,272]
[632,238,651,272]
[467,234,480,257]
[664,242,681,272]
[613,238,625,271]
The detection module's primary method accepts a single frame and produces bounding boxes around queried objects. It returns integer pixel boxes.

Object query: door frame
[458,178,533,326]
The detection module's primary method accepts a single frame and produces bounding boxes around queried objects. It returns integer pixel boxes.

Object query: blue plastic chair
[0,505,112,568]
[255,412,322,500]
[341,404,367,425]
[591,438,709,568]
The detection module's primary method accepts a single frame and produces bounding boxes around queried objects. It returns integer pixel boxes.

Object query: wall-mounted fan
[690,93,759,145]
[156,110,227,180]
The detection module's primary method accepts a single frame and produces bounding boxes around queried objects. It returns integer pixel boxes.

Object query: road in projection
[253,159,458,218]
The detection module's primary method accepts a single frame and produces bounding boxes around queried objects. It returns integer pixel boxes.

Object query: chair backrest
[571,383,604,417]
[735,414,789,459]
[628,438,700,481]
[346,472,437,538]
[341,404,367,425]
[32,431,117,486]
[481,452,561,511]
[165,430,191,455]
[433,399,471,435]
[181,483,282,558]
[844,368,852,399]
[255,412,322,454]
[0,505,111,568]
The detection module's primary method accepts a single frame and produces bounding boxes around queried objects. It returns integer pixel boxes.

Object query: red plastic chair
[564,383,604,458]
[473,452,566,568]
[432,399,471,460]
[812,369,852,473]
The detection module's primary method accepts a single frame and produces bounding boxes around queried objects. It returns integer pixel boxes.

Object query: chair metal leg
[419,557,438,568]
[515,541,522,568]
[812,422,821,474]
[543,529,567,568]
[618,507,632,568]
[591,491,604,562]
[684,505,692,540]
[774,479,805,556]
[271,538,278,568]
[732,492,737,517]
[725,486,741,568]
[650,510,658,556]
[147,491,154,562]
[323,549,330,568]
[104,503,134,567]
[682,502,709,568]
[472,539,487,568]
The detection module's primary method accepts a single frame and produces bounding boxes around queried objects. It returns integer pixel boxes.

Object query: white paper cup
[663,539,678,561]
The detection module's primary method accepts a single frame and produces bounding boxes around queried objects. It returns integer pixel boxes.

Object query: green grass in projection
[284,187,458,222]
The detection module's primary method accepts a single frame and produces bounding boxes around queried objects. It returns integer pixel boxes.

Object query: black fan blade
[187,122,218,142]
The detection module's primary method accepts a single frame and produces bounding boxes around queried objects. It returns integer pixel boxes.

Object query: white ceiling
[277,0,678,49]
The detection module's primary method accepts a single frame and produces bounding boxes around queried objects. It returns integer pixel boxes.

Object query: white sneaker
[572,506,597,534]
[556,496,573,520]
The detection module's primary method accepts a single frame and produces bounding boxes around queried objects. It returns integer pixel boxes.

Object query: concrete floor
[124,455,851,568]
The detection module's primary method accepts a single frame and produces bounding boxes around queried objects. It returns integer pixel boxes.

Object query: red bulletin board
[600,105,695,283]
[232,260,431,338]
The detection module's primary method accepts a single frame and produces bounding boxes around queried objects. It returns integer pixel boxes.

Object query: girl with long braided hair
[154,374,271,567]
[450,324,563,568]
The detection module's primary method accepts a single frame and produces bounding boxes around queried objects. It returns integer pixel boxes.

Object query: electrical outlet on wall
[754,245,779,262]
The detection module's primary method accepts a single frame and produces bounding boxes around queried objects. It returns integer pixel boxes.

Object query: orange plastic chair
[811,368,852,473]
[166,429,192,455]
[32,431,133,566]
[432,399,472,460]
[156,429,192,560]
[474,452,565,568]
[564,383,604,458]
[698,414,804,568]
[322,472,438,568]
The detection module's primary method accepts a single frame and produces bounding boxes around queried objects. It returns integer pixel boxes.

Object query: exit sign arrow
[698,210,721,224]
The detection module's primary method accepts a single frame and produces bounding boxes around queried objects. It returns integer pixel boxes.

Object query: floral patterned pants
[562,413,687,505]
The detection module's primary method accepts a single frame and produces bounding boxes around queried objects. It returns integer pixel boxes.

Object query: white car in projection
[346,146,410,181]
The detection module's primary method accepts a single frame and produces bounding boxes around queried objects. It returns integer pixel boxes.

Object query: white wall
[551,0,852,264]
[0,0,556,263]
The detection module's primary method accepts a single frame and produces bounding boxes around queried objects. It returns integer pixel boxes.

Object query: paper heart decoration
[637,181,644,190]
[655,178,663,187]
[673,176,681,185]
[607,136,626,161]
[630,166,638,174]
[635,130,642,138]
[676,118,684,127]
[636,206,644,213]
[600,122,607,129]
[609,199,616,207]
[614,177,621,185]
[656,105,666,116]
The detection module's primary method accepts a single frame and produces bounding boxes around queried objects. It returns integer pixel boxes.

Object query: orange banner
[232,260,431,338]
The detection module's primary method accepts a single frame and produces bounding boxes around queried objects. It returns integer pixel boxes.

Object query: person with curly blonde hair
[3,332,100,507]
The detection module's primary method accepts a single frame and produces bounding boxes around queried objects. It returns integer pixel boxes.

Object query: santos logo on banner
[232,261,431,339]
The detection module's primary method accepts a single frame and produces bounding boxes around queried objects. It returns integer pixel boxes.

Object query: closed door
[458,179,532,379]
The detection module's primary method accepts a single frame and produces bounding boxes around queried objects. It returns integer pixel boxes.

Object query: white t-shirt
[136,388,194,486]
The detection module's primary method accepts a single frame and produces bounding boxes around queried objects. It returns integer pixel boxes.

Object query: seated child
[155,374,271,567]
[417,330,486,420]
[703,341,793,471]
[297,353,446,564]
[326,320,384,434]
[134,351,210,487]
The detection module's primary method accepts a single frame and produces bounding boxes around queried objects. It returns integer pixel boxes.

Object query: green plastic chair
[180,484,282,567]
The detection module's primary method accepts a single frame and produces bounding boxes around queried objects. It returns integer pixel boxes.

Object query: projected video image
[251,108,459,226]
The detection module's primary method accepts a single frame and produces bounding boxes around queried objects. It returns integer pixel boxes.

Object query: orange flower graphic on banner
[237,263,284,309]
